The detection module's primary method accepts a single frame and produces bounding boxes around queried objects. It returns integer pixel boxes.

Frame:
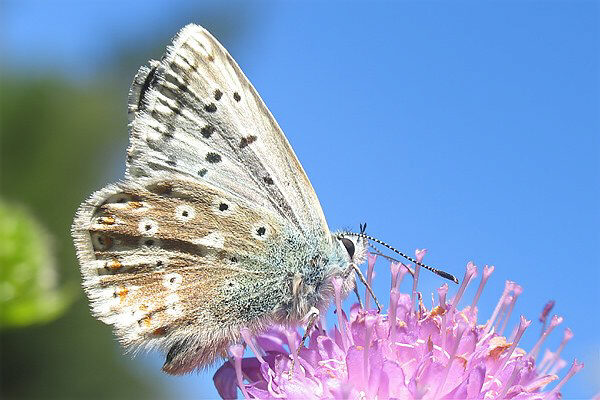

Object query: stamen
[363,313,377,384]
[284,328,300,381]
[540,328,573,375]
[390,261,401,290]
[285,329,298,360]
[438,283,448,308]
[240,328,265,364]
[494,294,513,332]
[543,359,584,400]
[538,349,555,375]
[388,262,402,340]
[397,263,410,288]
[228,343,250,399]
[438,283,449,352]
[491,315,531,376]
[499,284,522,335]
[365,253,377,310]
[498,358,523,399]
[388,288,400,340]
[485,281,514,335]
[434,320,466,398]
[548,358,567,376]
[528,315,563,360]
[411,249,425,315]
[539,300,555,337]
[332,277,348,351]
[471,265,494,309]
[417,292,426,318]
[450,261,477,311]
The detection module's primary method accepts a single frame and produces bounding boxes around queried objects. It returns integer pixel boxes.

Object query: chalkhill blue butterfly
[72,24,457,374]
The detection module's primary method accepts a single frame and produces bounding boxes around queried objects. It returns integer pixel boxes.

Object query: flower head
[214,254,582,399]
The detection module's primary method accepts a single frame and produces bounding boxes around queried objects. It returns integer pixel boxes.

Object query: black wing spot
[233,92,241,102]
[239,135,257,148]
[219,203,229,211]
[214,89,223,101]
[256,227,266,236]
[204,103,217,113]
[206,152,221,163]
[263,177,274,185]
[201,125,215,138]
[149,182,173,196]
[92,234,113,251]
[198,168,208,177]
[165,339,189,366]
[138,65,158,111]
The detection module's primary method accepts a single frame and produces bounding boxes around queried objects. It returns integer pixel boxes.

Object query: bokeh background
[1,1,598,399]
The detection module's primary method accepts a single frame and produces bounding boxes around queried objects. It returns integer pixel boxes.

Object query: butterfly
[72,24,457,375]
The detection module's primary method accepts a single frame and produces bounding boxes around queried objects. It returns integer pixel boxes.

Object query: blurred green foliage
[0,76,166,398]
[0,201,73,327]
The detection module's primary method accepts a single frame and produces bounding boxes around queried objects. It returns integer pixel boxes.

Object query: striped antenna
[347,231,459,284]
[368,243,415,277]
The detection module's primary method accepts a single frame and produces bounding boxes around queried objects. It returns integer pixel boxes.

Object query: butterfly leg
[288,306,319,379]
[350,263,381,313]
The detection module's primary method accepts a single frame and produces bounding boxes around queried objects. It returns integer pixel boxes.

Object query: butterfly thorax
[210,225,355,327]
[269,228,356,322]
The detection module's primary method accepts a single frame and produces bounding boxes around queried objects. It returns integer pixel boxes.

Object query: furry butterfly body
[72,24,364,374]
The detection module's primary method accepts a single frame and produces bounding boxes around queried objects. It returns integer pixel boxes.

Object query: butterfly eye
[340,238,355,259]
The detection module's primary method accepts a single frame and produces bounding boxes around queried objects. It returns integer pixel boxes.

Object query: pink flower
[213,254,582,399]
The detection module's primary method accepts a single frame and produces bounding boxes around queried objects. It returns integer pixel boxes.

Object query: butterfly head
[334,232,368,267]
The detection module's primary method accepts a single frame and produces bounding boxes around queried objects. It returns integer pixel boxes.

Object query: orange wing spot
[139,304,148,311]
[117,288,129,302]
[153,326,168,336]
[129,201,144,208]
[98,216,116,225]
[108,259,122,270]
[141,316,152,327]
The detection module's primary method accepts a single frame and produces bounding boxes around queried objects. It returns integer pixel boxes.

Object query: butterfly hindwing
[72,176,287,372]
[125,24,329,236]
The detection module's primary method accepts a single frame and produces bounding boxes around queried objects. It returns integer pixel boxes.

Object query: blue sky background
[3,1,598,398]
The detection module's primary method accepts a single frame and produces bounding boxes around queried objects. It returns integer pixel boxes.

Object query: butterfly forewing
[125,24,328,236]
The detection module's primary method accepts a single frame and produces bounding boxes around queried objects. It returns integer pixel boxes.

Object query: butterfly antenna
[348,231,459,284]
[368,243,415,277]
